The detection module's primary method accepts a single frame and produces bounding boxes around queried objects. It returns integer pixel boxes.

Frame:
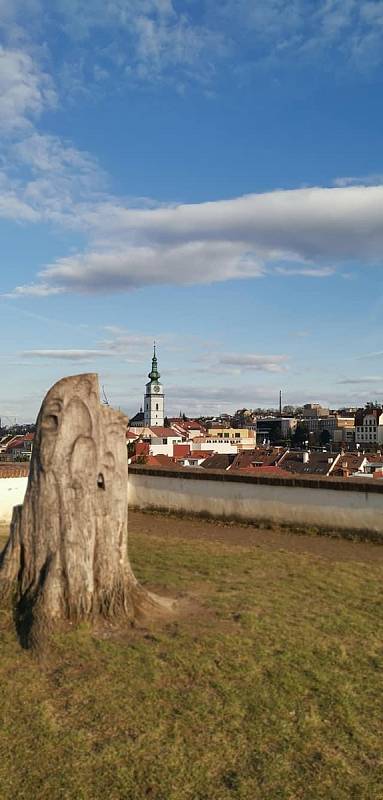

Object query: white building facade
[143,345,165,428]
[355,407,383,446]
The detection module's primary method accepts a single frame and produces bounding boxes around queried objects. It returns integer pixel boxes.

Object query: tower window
[156,403,158,411]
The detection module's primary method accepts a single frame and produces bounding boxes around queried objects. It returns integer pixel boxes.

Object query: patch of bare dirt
[129,510,383,565]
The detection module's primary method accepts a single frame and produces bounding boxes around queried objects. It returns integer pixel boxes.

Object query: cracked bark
[0,373,171,650]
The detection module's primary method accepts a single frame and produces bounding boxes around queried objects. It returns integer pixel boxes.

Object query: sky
[1,0,383,421]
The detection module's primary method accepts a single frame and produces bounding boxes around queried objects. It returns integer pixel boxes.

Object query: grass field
[0,515,382,800]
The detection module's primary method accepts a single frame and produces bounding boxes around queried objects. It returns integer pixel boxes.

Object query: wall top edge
[129,464,383,494]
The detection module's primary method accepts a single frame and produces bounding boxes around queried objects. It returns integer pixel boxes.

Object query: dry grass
[0,519,382,799]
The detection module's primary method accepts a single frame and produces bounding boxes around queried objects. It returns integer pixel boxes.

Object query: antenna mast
[101,385,109,405]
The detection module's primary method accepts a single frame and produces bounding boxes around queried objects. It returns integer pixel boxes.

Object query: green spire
[148,342,160,382]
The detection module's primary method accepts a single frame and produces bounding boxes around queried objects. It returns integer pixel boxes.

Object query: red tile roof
[187,451,213,460]
[135,442,150,456]
[173,444,191,458]
[126,430,140,439]
[170,418,206,432]
[4,433,34,451]
[235,465,292,477]
[331,453,365,476]
[149,427,181,437]
[145,454,176,467]
[229,447,287,471]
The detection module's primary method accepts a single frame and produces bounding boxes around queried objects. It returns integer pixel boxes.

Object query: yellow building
[207,428,253,440]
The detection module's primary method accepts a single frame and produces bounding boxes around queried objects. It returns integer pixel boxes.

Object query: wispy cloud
[338,376,383,384]
[2,0,383,108]
[274,266,335,278]
[334,174,383,187]
[21,349,117,360]
[357,351,383,360]
[0,46,56,132]
[219,353,289,373]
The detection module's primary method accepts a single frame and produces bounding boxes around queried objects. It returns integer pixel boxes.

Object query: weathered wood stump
[0,373,170,649]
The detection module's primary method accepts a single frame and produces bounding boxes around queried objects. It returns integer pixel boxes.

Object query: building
[229,447,287,471]
[144,345,164,427]
[130,345,165,428]
[278,450,340,476]
[298,416,336,436]
[206,427,253,441]
[333,416,355,446]
[355,406,383,446]
[256,416,296,443]
[0,433,34,462]
[169,419,207,439]
[146,426,183,457]
[191,432,257,454]
[302,403,330,418]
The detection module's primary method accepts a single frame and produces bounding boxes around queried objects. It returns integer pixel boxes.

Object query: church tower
[144,344,164,427]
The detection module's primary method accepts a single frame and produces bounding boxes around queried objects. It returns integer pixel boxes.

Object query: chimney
[303,451,309,464]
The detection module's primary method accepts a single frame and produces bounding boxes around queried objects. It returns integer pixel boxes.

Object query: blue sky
[1,0,383,421]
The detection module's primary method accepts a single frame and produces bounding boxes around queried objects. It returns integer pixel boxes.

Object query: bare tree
[0,374,171,649]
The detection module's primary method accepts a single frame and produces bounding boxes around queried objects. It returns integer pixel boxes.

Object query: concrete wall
[0,476,28,524]
[2,464,383,535]
[128,465,383,534]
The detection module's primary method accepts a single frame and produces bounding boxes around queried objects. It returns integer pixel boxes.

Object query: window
[156,403,158,411]
[163,438,168,444]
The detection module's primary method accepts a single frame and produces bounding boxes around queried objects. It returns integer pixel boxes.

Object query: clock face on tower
[153,385,160,393]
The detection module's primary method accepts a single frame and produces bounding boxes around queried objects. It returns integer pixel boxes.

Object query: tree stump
[0,373,170,649]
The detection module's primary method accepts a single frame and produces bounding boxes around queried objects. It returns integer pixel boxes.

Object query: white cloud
[0,47,56,131]
[9,184,383,295]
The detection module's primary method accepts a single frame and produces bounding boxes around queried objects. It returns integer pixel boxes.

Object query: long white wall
[2,467,383,536]
[128,467,383,534]
[0,477,28,524]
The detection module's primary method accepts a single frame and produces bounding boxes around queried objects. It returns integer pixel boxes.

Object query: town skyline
[1,2,383,419]
[2,342,383,425]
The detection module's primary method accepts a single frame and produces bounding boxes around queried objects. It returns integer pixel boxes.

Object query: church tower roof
[148,342,160,383]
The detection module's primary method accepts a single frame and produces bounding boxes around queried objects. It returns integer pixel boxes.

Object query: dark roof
[130,411,144,423]
[278,450,338,476]
[201,453,236,471]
